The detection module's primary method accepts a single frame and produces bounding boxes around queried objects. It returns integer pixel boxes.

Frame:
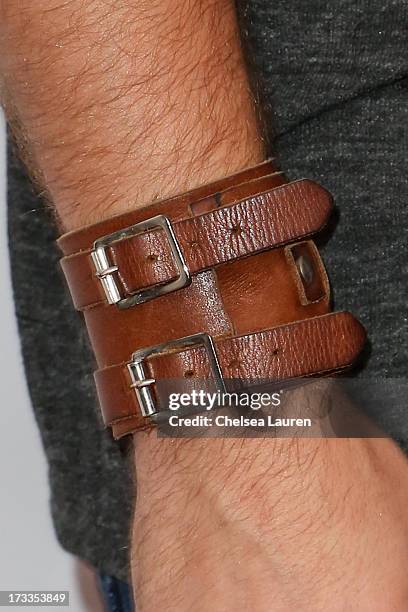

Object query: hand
[133,433,408,611]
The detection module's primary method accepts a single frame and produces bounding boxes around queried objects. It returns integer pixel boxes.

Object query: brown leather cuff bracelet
[58,160,366,438]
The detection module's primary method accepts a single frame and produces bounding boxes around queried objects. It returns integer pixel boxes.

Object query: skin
[1,1,408,610]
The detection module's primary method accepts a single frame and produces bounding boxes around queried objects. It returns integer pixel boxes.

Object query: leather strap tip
[337,310,367,368]
[111,418,155,439]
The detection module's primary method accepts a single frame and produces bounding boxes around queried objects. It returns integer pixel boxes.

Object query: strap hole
[231,225,242,235]
[146,254,158,262]
[184,369,195,378]
[272,348,280,356]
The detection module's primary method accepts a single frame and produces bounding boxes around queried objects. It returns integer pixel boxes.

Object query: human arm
[1,1,408,610]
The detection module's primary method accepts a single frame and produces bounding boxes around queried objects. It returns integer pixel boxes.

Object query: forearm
[0,0,263,229]
[2,1,408,611]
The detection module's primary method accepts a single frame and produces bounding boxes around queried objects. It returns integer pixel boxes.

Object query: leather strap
[83,240,331,369]
[60,178,332,311]
[57,160,366,438]
[58,159,281,254]
[94,312,366,438]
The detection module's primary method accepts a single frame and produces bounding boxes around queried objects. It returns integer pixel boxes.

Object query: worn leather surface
[60,178,332,310]
[58,161,366,437]
[95,312,366,437]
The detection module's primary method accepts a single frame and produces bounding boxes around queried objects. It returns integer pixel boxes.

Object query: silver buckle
[91,214,191,309]
[127,333,226,417]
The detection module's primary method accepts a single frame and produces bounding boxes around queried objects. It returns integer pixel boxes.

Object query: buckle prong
[130,378,156,390]
[95,265,118,278]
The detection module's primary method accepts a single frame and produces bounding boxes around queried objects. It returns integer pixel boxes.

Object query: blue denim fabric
[98,574,134,612]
